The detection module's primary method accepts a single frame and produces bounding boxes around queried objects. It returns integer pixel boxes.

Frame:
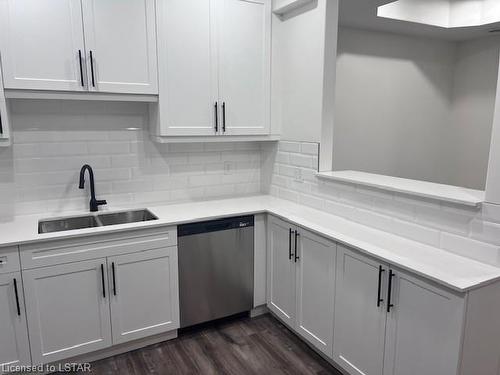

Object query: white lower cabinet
[383,270,464,375]
[21,230,180,366]
[267,216,336,357]
[267,216,297,327]
[0,272,31,369]
[333,246,388,375]
[109,248,180,345]
[333,245,465,375]
[23,259,112,364]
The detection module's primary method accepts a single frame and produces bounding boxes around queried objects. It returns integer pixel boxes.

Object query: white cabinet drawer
[20,227,177,269]
[0,246,20,274]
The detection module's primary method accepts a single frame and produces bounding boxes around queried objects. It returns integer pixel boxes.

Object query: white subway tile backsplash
[5,103,500,267]
[279,141,301,153]
[299,194,325,211]
[168,143,204,153]
[352,208,394,232]
[88,142,130,155]
[110,154,140,168]
[169,187,205,202]
[323,200,356,219]
[470,220,500,246]
[289,153,314,168]
[189,152,221,164]
[370,196,415,221]
[482,203,500,223]
[300,142,319,155]
[391,219,441,247]
[1,100,262,218]
[267,140,500,263]
[189,174,223,187]
[415,206,472,235]
[440,232,500,266]
[278,188,300,203]
[276,152,290,164]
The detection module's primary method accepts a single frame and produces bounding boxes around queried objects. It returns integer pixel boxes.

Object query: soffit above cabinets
[339,0,500,41]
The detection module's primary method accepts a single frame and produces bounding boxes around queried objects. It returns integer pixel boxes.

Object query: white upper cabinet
[0,273,31,369]
[156,0,218,136]
[81,0,158,94]
[109,248,180,345]
[0,0,86,91]
[218,0,271,135]
[154,0,271,137]
[0,0,157,94]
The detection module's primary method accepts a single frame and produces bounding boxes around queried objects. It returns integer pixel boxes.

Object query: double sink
[38,209,158,234]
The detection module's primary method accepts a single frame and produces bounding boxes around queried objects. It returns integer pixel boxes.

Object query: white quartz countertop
[1,195,499,292]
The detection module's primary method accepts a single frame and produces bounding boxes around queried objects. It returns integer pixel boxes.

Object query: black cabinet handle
[387,270,395,312]
[112,262,117,296]
[377,266,385,307]
[0,111,3,135]
[214,102,218,132]
[13,278,21,316]
[294,231,300,263]
[90,50,96,87]
[222,102,226,132]
[101,264,106,298]
[78,50,85,87]
[288,228,293,260]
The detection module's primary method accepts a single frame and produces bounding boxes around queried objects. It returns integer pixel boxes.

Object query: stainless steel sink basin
[38,209,158,234]
[98,209,158,226]
[38,215,101,234]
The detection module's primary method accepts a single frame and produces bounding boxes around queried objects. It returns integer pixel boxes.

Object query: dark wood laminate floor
[67,314,342,375]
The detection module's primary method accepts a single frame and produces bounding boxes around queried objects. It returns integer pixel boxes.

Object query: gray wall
[445,36,499,189]
[333,27,498,190]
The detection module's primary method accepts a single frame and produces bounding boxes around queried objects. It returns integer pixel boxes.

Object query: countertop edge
[1,196,499,293]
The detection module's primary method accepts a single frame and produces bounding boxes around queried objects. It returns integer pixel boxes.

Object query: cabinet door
[267,216,296,327]
[383,269,464,375]
[0,273,31,369]
[0,0,86,91]
[109,247,180,345]
[156,0,219,136]
[333,245,388,375]
[218,0,271,135]
[81,0,158,94]
[23,259,112,364]
[295,229,336,357]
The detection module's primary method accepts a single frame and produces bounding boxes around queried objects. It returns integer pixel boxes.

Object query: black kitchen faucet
[79,164,107,212]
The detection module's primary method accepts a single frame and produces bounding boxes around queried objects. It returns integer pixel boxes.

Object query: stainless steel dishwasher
[178,215,254,328]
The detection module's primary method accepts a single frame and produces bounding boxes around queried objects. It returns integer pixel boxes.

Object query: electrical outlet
[224,161,234,175]
[294,168,303,182]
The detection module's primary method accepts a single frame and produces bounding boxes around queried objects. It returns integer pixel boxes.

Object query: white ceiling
[339,0,500,41]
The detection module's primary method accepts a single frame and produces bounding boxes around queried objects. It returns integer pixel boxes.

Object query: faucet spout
[79,164,107,212]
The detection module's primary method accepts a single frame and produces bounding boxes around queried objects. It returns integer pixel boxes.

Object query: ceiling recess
[378,0,500,28]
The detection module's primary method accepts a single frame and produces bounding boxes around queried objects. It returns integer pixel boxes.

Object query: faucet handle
[96,199,107,207]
